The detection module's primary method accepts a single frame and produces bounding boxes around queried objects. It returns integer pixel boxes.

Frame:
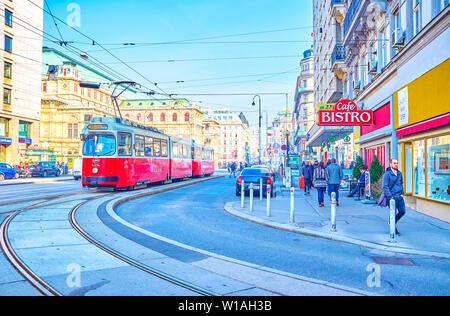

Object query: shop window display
[427,136,450,203]
[413,140,426,197]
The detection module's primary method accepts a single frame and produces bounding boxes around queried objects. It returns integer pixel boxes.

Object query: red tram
[81,116,214,189]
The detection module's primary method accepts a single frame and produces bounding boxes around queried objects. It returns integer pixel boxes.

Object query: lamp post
[252,95,262,165]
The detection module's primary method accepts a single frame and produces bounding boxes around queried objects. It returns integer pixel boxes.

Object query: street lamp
[252,95,262,165]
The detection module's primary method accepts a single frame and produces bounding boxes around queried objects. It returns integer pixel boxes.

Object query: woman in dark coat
[313,162,329,207]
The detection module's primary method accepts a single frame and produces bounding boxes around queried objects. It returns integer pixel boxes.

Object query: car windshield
[83,133,116,156]
[241,168,269,176]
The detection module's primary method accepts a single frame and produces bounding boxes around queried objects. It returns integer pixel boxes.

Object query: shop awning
[306,124,353,147]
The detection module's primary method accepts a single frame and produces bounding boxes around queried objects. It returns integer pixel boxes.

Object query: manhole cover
[371,257,417,266]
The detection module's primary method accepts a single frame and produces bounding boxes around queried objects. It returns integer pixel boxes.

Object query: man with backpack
[382,158,405,235]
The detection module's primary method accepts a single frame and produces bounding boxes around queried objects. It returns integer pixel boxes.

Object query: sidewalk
[225,187,450,258]
[0,176,74,186]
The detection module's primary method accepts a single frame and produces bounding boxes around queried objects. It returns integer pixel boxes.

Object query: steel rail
[69,201,219,296]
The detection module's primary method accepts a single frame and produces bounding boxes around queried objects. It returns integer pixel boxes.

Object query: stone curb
[224,202,450,259]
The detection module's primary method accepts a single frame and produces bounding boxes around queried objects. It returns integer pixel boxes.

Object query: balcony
[331,0,346,24]
[343,0,363,37]
[331,44,346,79]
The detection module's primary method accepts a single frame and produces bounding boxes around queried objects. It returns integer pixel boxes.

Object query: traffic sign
[281,145,288,151]
[273,143,281,150]
[328,136,336,143]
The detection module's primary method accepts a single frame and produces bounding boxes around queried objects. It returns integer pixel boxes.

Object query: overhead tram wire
[5,10,156,100]
[26,0,174,100]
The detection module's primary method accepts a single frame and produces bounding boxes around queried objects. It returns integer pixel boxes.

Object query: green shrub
[369,155,384,184]
[352,156,365,179]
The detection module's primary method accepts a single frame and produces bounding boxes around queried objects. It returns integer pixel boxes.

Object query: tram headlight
[92,167,99,174]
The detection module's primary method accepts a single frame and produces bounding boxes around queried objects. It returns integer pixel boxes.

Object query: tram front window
[83,134,116,156]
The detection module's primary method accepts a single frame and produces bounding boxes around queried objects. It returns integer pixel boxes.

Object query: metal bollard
[267,185,271,217]
[241,180,245,208]
[249,183,254,214]
[260,178,263,201]
[389,198,396,242]
[331,192,337,232]
[289,187,295,223]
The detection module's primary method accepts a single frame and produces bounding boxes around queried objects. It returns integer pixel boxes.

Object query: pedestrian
[347,166,367,198]
[302,161,313,196]
[326,158,344,206]
[313,160,319,170]
[313,162,329,207]
[230,162,237,178]
[382,158,405,235]
[227,163,231,176]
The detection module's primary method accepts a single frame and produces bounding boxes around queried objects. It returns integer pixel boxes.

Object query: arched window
[148,113,153,122]
[125,114,130,118]
[173,113,178,122]
[137,113,142,121]
[161,113,166,122]
[185,112,190,122]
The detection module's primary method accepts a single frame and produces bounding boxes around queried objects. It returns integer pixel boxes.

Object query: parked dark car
[0,163,19,179]
[236,167,276,198]
[31,162,61,177]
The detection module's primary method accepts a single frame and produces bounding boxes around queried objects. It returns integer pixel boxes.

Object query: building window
[0,118,9,137]
[148,113,153,122]
[426,135,449,203]
[18,121,29,138]
[5,9,12,27]
[413,0,421,36]
[68,124,79,138]
[185,113,190,122]
[4,35,12,53]
[173,113,177,122]
[4,62,11,79]
[161,113,166,122]
[3,88,11,104]
[137,113,142,122]
[413,139,426,198]
[68,123,73,138]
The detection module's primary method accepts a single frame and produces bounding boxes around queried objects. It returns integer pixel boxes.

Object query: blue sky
[42,0,314,128]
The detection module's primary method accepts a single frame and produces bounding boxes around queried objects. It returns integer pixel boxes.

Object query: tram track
[0,191,104,296]
[0,176,223,296]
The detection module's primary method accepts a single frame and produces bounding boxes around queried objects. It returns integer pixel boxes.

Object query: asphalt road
[115,176,450,296]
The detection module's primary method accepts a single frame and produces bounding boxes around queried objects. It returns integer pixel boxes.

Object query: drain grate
[371,257,417,266]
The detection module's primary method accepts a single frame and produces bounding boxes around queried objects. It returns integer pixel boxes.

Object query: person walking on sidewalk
[302,161,313,196]
[382,158,405,235]
[313,162,329,207]
[326,158,344,206]
[230,162,237,178]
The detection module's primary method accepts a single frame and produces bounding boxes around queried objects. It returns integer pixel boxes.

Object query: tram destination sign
[318,99,374,126]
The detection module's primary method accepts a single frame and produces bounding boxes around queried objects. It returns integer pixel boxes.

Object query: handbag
[377,172,400,207]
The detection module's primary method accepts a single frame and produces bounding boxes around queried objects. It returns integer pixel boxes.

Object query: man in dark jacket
[347,166,367,197]
[382,158,405,235]
[326,158,344,205]
[302,161,313,196]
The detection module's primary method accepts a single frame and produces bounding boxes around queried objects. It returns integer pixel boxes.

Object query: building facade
[338,0,449,219]
[40,47,133,164]
[309,0,354,162]
[120,99,206,144]
[293,48,315,156]
[316,0,449,219]
[0,0,43,165]
[202,109,256,167]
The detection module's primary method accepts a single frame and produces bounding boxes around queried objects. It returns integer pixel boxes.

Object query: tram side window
[153,139,161,157]
[172,142,178,158]
[135,135,145,157]
[161,140,168,157]
[118,132,132,156]
[145,136,153,157]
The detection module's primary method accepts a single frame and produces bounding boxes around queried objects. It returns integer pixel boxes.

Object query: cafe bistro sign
[318,99,374,126]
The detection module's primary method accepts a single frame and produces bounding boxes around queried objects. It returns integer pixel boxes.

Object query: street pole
[252,95,262,165]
